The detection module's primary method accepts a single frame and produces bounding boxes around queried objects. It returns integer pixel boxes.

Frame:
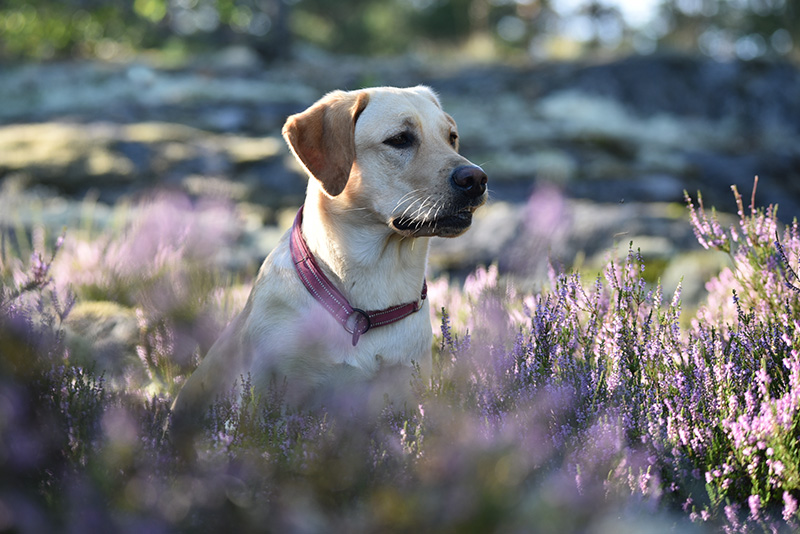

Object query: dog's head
[282,86,487,238]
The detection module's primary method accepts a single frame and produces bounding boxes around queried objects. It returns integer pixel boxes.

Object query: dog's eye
[383,132,415,149]
[449,132,458,147]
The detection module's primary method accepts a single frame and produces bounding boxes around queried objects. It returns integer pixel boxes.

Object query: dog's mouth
[390,210,474,238]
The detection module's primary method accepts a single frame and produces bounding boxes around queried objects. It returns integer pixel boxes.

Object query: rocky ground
[2,49,799,308]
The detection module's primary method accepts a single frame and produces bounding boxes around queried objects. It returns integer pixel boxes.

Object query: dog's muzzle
[390,165,488,238]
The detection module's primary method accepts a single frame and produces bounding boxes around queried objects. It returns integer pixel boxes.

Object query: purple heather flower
[784,492,798,523]
[724,504,741,530]
[748,494,761,520]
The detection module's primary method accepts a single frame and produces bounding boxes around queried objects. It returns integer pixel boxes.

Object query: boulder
[65,300,146,389]
[0,122,288,204]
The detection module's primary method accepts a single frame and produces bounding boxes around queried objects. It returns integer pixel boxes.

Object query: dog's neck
[300,188,430,311]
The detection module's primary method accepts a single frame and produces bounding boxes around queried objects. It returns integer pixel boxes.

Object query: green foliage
[1,0,796,62]
[0,1,143,59]
[291,0,417,55]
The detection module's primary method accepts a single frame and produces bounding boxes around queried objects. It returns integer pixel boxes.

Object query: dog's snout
[451,165,487,199]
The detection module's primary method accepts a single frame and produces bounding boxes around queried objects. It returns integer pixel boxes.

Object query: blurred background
[1,0,797,62]
[1,0,799,306]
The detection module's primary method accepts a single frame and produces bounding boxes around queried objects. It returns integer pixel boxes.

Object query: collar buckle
[344,308,371,346]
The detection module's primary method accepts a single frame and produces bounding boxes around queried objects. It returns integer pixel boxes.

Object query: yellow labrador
[171,86,487,423]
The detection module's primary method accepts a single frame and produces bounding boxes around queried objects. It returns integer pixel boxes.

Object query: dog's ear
[282,90,370,197]
[411,85,442,108]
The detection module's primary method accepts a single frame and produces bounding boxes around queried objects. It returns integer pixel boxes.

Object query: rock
[430,200,523,274]
[568,174,685,204]
[430,190,705,288]
[205,45,265,72]
[1,54,799,301]
[434,57,800,213]
[0,122,287,204]
[488,148,578,185]
[0,185,118,234]
[65,301,146,389]
[530,55,800,131]
[661,250,732,309]
[0,61,317,124]
[0,123,134,186]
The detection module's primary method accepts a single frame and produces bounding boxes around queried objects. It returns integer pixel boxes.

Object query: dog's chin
[390,211,473,238]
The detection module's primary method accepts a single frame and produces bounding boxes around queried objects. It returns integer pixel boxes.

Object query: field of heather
[2,0,800,530]
[1,179,798,533]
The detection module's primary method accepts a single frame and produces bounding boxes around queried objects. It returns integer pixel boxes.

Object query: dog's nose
[450,165,488,199]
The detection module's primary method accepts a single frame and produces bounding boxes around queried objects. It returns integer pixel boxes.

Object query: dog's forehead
[356,88,453,136]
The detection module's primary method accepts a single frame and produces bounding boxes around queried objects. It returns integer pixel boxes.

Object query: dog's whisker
[397,188,423,205]
[414,196,436,221]
[412,199,427,219]
[394,188,424,209]
[401,196,426,220]
[416,199,436,228]
[422,201,437,222]
[406,199,425,221]
[431,205,441,234]
[393,189,425,216]
[398,192,432,220]
[395,199,417,218]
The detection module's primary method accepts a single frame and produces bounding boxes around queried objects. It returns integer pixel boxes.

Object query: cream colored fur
[171,86,486,422]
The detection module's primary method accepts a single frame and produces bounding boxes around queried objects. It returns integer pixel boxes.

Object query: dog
[171,86,487,426]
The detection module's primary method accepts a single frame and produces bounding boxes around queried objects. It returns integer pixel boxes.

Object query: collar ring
[345,308,371,346]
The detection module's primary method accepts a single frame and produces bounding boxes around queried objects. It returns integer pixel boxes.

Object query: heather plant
[1,226,73,371]
[682,181,800,529]
[1,181,799,532]
[51,193,245,396]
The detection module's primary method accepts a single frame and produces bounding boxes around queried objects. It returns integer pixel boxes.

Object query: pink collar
[289,205,427,346]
